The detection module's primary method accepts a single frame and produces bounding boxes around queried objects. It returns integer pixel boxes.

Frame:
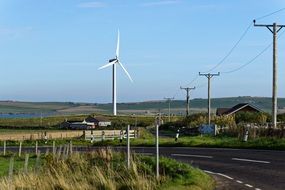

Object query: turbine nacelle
[98,30,133,82]
[109,58,117,63]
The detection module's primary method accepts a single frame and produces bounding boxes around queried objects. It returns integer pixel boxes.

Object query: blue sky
[0,0,285,103]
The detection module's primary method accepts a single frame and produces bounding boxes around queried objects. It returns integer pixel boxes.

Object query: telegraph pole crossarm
[253,20,285,128]
[199,72,220,126]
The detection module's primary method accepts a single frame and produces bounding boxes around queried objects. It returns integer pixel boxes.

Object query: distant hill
[0,97,285,116]
[96,97,285,114]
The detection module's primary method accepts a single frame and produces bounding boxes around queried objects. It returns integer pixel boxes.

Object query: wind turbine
[98,30,133,116]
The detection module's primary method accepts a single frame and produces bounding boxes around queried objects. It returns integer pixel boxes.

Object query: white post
[156,123,159,179]
[19,141,22,157]
[127,125,130,169]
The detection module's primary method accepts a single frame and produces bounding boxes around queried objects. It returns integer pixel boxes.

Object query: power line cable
[206,7,285,73]
[171,7,285,99]
[221,43,272,74]
[221,29,285,74]
[207,22,253,72]
[255,7,285,21]
[182,22,253,89]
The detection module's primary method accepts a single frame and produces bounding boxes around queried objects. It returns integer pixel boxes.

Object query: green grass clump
[0,150,214,190]
[0,155,37,177]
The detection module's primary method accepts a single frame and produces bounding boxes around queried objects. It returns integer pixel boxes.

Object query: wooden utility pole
[180,87,195,116]
[164,97,174,122]
[199,72,220,126]
[254,20,285,128]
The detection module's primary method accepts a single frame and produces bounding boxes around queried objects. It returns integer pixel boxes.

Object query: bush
[235,112,269,124]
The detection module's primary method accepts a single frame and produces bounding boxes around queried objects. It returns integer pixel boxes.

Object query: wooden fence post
[35,141,38,155]
[19,141,22,157]
[35,151,41,172]
[70,141,73,154]
[52,141,56,156]
[24,154,29,173]
[8,156,14,179]
[3,141,6,156]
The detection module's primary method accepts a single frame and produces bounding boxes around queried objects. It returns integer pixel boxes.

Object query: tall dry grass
[0,149,159,190]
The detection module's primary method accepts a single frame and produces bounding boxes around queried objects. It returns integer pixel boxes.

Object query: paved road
[129,147,285,190]
[3,146,285,190]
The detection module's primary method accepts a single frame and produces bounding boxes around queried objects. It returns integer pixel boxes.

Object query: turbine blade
[118,61,133,82]
[116,30,120,57]
[98,60,117,70]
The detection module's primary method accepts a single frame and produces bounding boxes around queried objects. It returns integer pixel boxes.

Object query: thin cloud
[77,1,107,8]
[141,0,180,7]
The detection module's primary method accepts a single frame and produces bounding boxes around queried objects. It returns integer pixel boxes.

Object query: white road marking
[171,153,213,158]
[216,173,234,180]
[203,170,262,190]
[204,170,215,174]
[232,157,270,164]
[245,184,253,188]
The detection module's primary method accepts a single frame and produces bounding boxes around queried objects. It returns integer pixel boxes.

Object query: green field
[0,155,37,177]
[0,114,161,129]
[0,128,284,150]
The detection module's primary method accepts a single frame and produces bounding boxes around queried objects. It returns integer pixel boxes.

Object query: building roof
[217,103,263,116]
[85,115,110,123]
[216,108,229,116]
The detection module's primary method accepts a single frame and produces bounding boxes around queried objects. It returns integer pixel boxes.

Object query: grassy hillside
[0,96,285,116]
[0,101,79,114]
[96,97,285,113]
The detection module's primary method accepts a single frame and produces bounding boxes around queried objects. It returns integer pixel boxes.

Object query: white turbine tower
[98,30,133,116]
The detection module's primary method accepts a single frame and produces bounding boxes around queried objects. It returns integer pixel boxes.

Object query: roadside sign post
[155,114,161,179]
[127,125,130,169]
[156,123,159,179]
[175,129,180,142]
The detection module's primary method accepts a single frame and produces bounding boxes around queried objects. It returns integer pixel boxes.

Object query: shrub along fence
[221,123,285,139]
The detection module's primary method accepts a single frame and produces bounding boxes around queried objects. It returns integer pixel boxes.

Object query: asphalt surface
[129,147,285,190]
[2,146,285,190]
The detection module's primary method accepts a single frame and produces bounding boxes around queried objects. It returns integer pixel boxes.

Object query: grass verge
[0,150,214,190]
[0,128,284,150]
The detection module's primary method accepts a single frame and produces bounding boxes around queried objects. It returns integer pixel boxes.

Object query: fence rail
[84,130,137,141]
[0,131,84,141]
